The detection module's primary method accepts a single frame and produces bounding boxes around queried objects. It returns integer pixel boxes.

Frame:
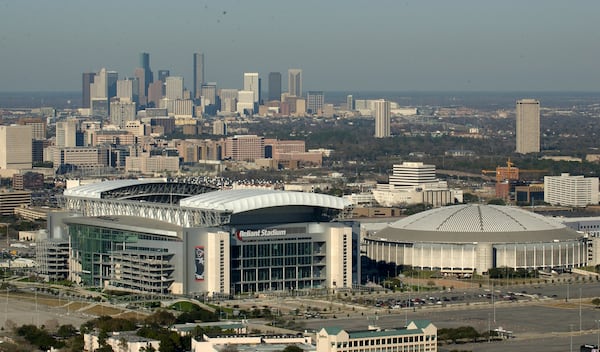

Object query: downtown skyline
[1,1,600,92]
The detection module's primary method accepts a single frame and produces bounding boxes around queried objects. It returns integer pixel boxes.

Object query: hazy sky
[1,0,599,92]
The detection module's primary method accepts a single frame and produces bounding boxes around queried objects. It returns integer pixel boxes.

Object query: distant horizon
[1,1,599,92]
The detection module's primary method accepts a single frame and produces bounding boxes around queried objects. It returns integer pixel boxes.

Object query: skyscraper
[516,99,540,154]
[288,69,302,97]
[268,72,282,101]
[158,70,170,82]
[346,95,354,111]
[243,73,260,104]
[82,72,95,108]
[193,52,205,100]
[138,52,153,98]
[374,99,391,138]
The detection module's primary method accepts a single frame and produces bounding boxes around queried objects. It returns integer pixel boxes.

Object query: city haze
[1,0,599,92]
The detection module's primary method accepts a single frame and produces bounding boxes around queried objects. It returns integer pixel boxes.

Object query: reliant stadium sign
[236,228,287,240]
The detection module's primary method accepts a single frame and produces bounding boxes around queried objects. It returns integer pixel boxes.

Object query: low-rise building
[316,321,437,352]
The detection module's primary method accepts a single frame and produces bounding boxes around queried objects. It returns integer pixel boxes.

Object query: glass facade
[68,223,179,289]
[231,236,327,294]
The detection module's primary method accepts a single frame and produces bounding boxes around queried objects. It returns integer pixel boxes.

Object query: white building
[373,162,462,207]
[288,69,302,97]
[192,333,313,352]
[544,173,599,207]
[84,331,160,352]
[243,72,260,104]
[316,321,437,352]
[110,100,137,129]
[237,90,255,114]
[56,119,78,148]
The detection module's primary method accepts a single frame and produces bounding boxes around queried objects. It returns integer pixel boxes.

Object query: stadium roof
[179,189,351,214]
[374,204,581,243]
[63,179,165,199]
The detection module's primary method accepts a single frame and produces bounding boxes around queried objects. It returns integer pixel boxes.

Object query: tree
[57,324,78,338]
[145,310,176,327]
[283,346,304,352]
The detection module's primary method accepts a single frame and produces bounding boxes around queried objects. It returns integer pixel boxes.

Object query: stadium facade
[364,204,588,275]
[42,180,358,297]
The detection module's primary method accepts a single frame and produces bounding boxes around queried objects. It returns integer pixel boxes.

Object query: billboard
[194,246,205,281]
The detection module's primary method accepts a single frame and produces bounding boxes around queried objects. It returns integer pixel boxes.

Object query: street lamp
[595,319,600,349]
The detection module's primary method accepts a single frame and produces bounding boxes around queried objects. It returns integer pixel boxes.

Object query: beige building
[374,99,390,138]
[0,125,33,171]
[0,189,31,216]
[51,146,109,171]
[125,155,180,173]
[516,99,540,154]
[224,135,264,161]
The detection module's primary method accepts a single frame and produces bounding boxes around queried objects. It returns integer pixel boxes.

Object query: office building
[236,91,255,115]
[268,72,282,101]
[374,99,390,138]
[544,173,599,207]
[134,67,147,105]
[116,79,134,101]
[219,89,238,113]
[212,120,227,135]
[200,83,218,107]
[372,162,462,207]
[193,52,205,100]
[138,52,153,97]
[0,125,32,170]
[243,72,260,107]
[12,172,44,191]
[165,76,185,100]
[346,95,354,111]
[18,118,46,140]
[158,70,170,82]
[55,120,78,148]
[316,321,437,352]
[516,99,540,154]
[288,69,302,97]
[224,134,265,161]
[147,80,164,108]
[110,100,137,129]
[307,91,325,115]
[82,72,95,109]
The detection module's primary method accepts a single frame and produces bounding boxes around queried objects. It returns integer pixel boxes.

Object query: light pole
[595,319,600,349]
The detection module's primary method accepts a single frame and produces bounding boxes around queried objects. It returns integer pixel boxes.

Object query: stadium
[42,179,358,297]
[364,204,588,275]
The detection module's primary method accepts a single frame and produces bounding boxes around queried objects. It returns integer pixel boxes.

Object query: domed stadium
[364,204,587,275]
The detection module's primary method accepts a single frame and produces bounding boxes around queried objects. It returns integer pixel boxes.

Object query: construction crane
[481,159,548,201]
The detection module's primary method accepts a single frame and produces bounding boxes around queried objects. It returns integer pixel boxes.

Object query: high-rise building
[224,135,265,161]
[193,52,205,100]
[56,120,78,148]
[0,125,32,170]
[268,72,282,101]
[18,118,46,140]
[219,89,238,113]
[346,95,354,111]
[158,70,170,82]
[389,162,437,187]
[544,173,599,207]
[165,77,184,100]
[133,68,147,106]
[244,72,260,103]
[116,80,133,101]
[139,52,153,96]
[516,99,540,154]
[236,91,255,115]
[306,91,324,115]
[288,69,302,97]
[82,73,95,109]
[374,99,390,138]
[110,101,137,129]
